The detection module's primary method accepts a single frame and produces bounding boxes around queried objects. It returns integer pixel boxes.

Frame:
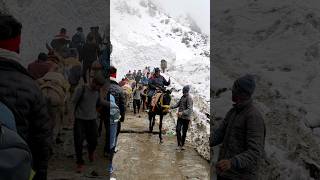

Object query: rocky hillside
[213,0,320,179]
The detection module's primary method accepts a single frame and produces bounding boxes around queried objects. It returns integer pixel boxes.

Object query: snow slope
[213,0,320,179]
[111,0,210,159]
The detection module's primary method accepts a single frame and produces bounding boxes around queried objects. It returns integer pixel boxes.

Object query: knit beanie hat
[183,85,190,94]
[232,74,256,97]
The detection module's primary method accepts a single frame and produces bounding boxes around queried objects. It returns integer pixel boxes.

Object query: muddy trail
[48,110,210,180]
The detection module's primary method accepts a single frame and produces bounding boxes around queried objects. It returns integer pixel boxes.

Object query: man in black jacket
[80,35,99,83]
[0,14,53,180]
[210,75,265,180]
[109,66,125,139]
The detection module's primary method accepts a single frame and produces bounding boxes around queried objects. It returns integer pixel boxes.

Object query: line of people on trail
[0,13,120,179]
[118,67,194,149]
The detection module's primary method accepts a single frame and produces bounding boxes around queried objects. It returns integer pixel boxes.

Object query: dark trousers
[176,118,190,147]
[147,96,152,109]
[133,99,141,114]
[74,119,98,164]
[141,95,146,110]
[116,121,121,138]
[82,62,93,83]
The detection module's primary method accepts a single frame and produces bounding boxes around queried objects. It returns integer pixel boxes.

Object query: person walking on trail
[135,69,142,85]
[50,28,71,54]
[210,75,266,180]
[38,64,70,144]
[27,52,54,79]
[80,35,99,83]
[147,67,170,109]
[0,14,53,180]
[86,26,103,50]
[140,86,148,111]
[132,69,137,79]
[140,73,149,86]
[170,85,193,151]
[133,85,142,115]
[126,70,133,80]
[71,27,85,54]
[72,73,105,173]
[109,66,126,144]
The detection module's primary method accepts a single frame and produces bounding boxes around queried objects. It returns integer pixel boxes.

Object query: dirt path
[48,110,210,180]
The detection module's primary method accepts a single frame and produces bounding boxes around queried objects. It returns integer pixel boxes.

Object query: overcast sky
[152,0,210,35]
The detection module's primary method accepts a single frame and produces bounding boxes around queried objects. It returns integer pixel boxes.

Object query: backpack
[0,98,33,180]
[110,94,121,123]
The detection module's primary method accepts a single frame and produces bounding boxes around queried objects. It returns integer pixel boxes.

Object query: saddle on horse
[151,92,170,113]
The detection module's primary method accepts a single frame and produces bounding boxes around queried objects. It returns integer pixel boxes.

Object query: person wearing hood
[210,74,266,180]
[0,14,53,180]
[170,85,193,151]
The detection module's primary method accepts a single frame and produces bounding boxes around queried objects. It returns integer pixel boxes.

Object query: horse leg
[159,114,163,143]
[148,112,154,133]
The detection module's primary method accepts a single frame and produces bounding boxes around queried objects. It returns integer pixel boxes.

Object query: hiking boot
[76,164,84,173]
[176,146,181,150]
[88,152,95,162]
[181,146,185,151]
[159,139,164,144]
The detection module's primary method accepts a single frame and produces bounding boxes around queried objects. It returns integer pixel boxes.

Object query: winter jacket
[27,60,54,79]
[86,32,103,47]
[50,34,70,53]
[110,77,126,122]
[72,85,99,120]
[71,32,85,50]
[148,75,170,97]
[80,42,99,64]
[171,93,193,120]
[211,99,265,180]
[135,74,142,84]
[0,48,53,176]
[140,76,149,85]
[133,88,141,100]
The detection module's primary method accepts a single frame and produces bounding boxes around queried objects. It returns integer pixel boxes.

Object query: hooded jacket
[171,93,193,120]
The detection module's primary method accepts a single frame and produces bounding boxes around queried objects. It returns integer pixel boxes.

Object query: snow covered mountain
[111,0,210,159]
[213,0,320,179]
